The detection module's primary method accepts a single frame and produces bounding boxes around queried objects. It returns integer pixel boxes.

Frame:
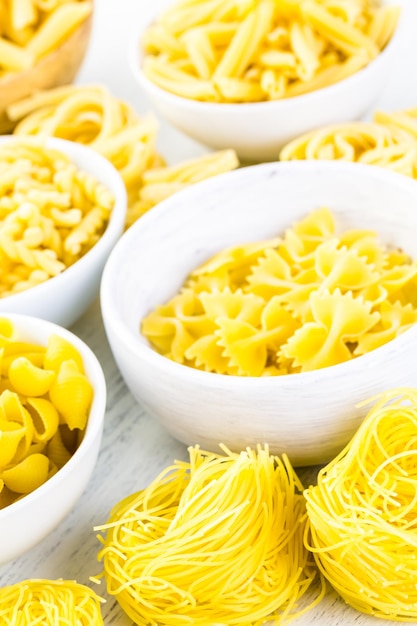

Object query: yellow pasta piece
[8,356,55,396]
[0,579,104,625]
[49,359,93,431]
[26,2,92,59]
[94,445,325,625]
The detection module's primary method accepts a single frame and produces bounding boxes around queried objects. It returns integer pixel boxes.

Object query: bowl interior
[0,313,106,518]
[0,136,127,326]
[0,313,106,563]
[102,160,417,359]
[130,0,407,113]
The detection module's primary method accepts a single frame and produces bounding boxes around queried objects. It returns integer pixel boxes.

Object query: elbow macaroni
[141,0,400,103]
[0,318,94,509]
[7,85,240,228]
[0,137,114,299]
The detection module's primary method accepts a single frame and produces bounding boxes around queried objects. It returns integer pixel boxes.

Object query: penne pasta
[141,0,399,103]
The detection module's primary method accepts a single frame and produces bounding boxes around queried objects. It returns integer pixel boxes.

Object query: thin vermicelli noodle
[94,445,325,625]
[0,578,104,624]
[304,387,417,621]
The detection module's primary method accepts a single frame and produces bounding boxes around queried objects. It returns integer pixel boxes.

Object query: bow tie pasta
[141,207,417,376]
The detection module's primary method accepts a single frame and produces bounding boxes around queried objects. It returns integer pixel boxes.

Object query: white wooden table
[2,1,417,624]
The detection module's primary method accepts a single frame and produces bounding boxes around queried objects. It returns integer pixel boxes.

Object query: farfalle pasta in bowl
[131,0,405,160]
[101,160,417,466]
[0,313,106,564]
[0,135,127,327]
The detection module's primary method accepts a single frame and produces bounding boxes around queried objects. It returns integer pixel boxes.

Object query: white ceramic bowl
[101,160,417,467]
[0,313,106,565]
[0,136,127,328]
[130,0,407,162]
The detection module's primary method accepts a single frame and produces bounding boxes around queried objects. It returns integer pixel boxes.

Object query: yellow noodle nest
[304,387,417,622]
[141,207,417,376]
[6,84,240,227]
[280,107,417,178]
[0,0,92,79]
[0,137,114,299]
[0,318,94,509]
[0,578,104,625]
[141,0,399,103]
[94,445,325,626]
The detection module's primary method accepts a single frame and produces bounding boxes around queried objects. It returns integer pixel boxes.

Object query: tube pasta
[0,579,104,625]
[0,318,94,508]
[94,445,325,625]
[304,388,417,621]
[0,0,92,77]
[280,107,417,180]
[141,207,417,376]
[0,137,114,299]
[7,85,239,227]
[141,0,400,103]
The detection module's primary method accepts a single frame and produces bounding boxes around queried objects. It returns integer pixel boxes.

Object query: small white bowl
[130,0,406,162]
[0,313,106,565]
[0,136,127,328]
[101,160,417,467]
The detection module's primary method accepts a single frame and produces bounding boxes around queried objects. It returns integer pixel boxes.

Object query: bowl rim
[0,135,127,308]
[0,312,106,520]
[129,0,405,112]
[101,158,417,389]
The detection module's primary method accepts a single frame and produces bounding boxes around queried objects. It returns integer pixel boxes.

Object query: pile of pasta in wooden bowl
[130,0,405,161]
[0,0,93,133]
[101,159,417,467]
[0,135,127,328]
[0,312,106,564]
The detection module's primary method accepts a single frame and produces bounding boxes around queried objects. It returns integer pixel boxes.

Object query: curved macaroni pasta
[141,207,417,376]
[0,578,104,625]
[304,388,417,621]
[0,137,114,299]
[94,444,325,625]
[7,85,240,227]
[0,319,94,509]
[141,0,400,103]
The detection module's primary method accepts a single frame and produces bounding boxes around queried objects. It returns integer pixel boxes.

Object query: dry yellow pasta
[94,444,325,625]
[304,387,417,621]
[0,318,94,509]
[7,84,240,227]
[0,137,114,298]
[280,106,417,179]
[141,207,417,376]
[141,0,400,103]
[0,578,104,624]
[0,0,92,78]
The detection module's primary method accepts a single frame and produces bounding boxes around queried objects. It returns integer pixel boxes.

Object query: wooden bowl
[0,10,93,134]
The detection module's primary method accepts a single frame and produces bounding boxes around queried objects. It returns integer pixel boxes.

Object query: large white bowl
[0,313,106,565]
[0,136,127,328]
[101,160,417,467]
[130,1,407,162]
